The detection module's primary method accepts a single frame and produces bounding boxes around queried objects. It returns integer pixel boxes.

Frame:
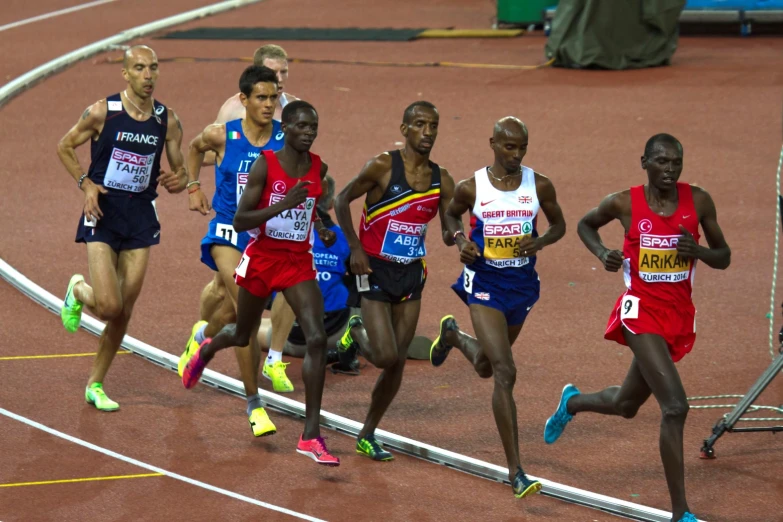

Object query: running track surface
[1,1,782,521]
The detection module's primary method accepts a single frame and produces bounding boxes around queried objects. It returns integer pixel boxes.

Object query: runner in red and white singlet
[542,134,731,522]
[182,101,341,466]
[604,182,700,362]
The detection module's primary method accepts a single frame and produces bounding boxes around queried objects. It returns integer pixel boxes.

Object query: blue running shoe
[544,384,580,444]
[512,467,542,499]
[677,513,697,522]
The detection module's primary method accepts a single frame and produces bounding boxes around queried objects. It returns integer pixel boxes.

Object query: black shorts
[75,194,160,252]
[346,256,427,307]
[287,307,351,345]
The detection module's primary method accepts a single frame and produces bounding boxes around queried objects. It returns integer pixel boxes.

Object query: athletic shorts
[451,266,539,326]
[200,214,250,272]
[75,194,160,252]
[286,307,355,347]
[234,244,316,299]
[346,256,427,307]
[604,292,696,363]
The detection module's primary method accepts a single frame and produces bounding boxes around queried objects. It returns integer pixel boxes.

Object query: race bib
[483,222,532,269]
[104,147,155,192]
[216,223,238,246]
[620,295,640,320]
[235,253,250,278]
[380,219,427,264]
[264,194,315,242]
[638,234,692,283]
[236,172,248,205]
[463,266,476,294]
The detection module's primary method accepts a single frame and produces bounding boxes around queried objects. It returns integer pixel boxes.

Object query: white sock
[194,324,207,344]
[266,349,282,364]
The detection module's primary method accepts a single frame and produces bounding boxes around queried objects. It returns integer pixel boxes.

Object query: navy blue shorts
[451,266,540,326]
[75,195,160,252]
[200,214,250,272]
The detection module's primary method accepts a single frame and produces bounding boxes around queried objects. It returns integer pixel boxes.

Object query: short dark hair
[644,133,682,158]
[282,100,317,124]
[239,65,278,97]
[402,101,437,124]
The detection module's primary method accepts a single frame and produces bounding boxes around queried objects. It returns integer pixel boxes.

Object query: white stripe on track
[0,0,118,33]
[0,407,326,522]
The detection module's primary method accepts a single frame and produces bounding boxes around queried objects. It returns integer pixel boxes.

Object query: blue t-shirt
[212,118,284,221]
[314,224,351,313]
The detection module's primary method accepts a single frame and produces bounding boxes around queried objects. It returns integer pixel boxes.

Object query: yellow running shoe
[262,360,294,392]
[248,407,276,437]
[179,320,207,377]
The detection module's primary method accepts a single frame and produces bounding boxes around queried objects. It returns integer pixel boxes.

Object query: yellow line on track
[0,351,131,361]
[0,473,163,488]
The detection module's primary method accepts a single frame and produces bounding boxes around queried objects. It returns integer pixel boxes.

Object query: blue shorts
[451,266,540,326]
[75,195,160,252]
[200,215,250,272]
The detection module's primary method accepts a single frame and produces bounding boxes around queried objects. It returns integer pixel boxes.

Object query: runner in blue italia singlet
[200,118,284,270]
[179,66,294,437]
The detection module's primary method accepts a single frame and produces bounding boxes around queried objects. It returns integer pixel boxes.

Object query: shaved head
[490,116,529,175]
[123,45,156,68]
[493,116,528,139]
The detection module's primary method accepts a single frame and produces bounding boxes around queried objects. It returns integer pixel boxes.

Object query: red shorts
[604,292,696,362]
[234,243,316,298]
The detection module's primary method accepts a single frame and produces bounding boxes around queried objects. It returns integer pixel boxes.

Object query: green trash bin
[497,0,558,25]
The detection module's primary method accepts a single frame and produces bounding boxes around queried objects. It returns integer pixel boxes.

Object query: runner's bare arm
[578,190,630,271]
[56,100,109,221]
[334,153,391,251]
[233,156,310,232]
[315,163,337,247]
[445,178,481,264]
[204,95,244,165]
[437,168,457,246]
[677,186,731,269]
[56,100,107,186]
[186,124,226,214]
[159,108,187,194]
[532,173,566,249]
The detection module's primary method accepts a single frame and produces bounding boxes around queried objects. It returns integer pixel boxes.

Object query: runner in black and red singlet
[543,134,731,522]
[182,101,340,466]
[334,101,456,462]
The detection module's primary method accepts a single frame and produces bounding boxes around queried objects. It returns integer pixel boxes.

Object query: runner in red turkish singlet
[604,182,700,362]
[542,135,731,522]
[182,101,341,466]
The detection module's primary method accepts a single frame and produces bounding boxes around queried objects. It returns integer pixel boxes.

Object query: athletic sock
[194,323,207,344]
[247,393,263,416]
[266,349,282,365]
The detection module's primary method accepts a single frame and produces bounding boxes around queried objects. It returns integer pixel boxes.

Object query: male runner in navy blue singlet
[57,45,187,411]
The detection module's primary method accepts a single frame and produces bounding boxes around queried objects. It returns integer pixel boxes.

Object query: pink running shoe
[182,339,211,389]
[296,435,340,466]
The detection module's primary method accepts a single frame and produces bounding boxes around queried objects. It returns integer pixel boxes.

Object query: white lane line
[0,407,326,522]
[0,0,118,33]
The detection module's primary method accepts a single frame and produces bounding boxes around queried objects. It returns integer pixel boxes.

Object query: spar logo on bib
[104,148,155,192]
[237,173,248,204]
[483,221,533,268]
[639,234,691,283]
[380,219,427,264]
[265,193,315,242]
